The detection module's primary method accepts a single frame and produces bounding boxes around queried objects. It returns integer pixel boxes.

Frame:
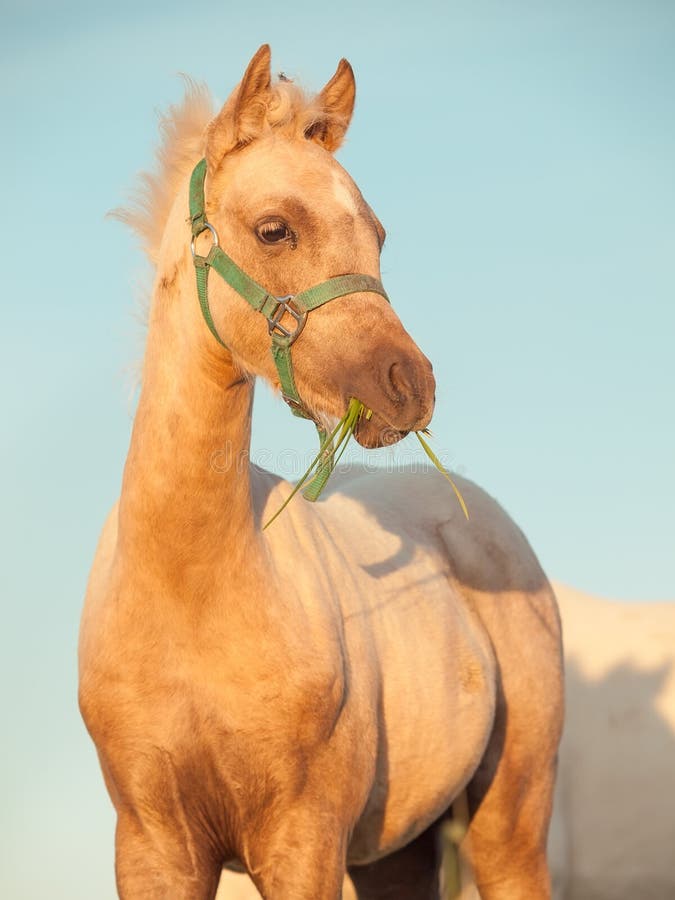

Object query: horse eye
[256,219,295,246]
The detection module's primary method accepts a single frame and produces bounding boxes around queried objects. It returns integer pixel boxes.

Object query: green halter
[189,157,389,500]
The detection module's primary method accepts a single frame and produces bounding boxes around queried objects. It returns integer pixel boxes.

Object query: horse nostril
[387,361,414,403]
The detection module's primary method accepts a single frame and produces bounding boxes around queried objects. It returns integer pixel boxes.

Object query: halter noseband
[188,157,389,500]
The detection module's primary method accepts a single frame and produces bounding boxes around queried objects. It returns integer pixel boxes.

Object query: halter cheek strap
[188,157,389,500]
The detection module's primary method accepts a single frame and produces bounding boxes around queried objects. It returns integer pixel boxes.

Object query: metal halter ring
[190,222,219,258]
[267,295,307,342]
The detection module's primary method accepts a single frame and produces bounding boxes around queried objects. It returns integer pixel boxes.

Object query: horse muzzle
[348,350,436,449]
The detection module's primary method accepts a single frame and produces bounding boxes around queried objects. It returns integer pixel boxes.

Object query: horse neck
[117,244,261,585]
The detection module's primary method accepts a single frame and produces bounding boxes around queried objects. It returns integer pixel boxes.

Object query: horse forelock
[264,79,328,136]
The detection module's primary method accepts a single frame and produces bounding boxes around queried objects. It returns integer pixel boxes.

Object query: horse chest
[81,583,351,817]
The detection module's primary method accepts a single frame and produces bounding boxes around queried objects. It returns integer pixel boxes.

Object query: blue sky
[2,2,674,897]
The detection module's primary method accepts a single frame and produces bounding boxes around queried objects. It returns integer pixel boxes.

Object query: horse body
[80,46,563,899]
[242,466,505,862]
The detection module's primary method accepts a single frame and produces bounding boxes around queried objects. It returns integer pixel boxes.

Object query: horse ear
[307,58,356,152]
[206,44,272,173]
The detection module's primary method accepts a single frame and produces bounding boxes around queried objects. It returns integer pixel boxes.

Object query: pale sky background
[1,1,674,897]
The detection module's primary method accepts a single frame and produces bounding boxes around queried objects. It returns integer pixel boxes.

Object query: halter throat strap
[188,157,389,499]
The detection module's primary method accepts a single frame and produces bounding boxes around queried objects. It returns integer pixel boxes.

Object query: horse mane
[115,75,322,266]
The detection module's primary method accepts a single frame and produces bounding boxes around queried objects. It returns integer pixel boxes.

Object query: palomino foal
[80,46,563,900]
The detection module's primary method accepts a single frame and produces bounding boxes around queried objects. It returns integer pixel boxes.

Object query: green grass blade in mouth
[331,399,365,470]
[263,399,366,529]
[415,430,469,520]
[302,398,365,501]
[264,401,468,528]
[263,414,345,529]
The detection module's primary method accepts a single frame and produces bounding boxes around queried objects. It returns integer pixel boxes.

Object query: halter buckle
[267,295,307,342]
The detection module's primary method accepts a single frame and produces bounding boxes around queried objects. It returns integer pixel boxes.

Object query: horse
[79,45,563,899]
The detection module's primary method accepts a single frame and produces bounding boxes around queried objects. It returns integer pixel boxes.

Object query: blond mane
[116,76,325,266]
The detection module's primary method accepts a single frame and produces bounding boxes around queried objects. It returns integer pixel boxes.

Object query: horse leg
[460,722,557,900]
[459,598,563,900]
[247,810,348,900]
[115,812,221,900]
[348,823,442,900]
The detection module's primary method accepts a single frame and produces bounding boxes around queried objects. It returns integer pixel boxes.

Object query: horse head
[192,45,435,448]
